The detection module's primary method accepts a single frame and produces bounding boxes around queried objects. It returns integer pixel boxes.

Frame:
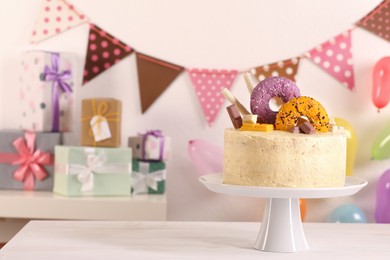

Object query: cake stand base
[255,198,308,252]
[199,174,367,253]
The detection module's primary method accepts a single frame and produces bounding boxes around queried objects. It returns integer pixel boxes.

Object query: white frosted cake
[223,129,347,188]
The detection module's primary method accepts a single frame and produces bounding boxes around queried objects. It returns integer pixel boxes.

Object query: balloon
[299,199,307,222]
[326,204,367,223]
[375,169,390,223]
[334,118,357,176]
[371,121,390,160]
[372,57,390,111]
[188,139,223,175]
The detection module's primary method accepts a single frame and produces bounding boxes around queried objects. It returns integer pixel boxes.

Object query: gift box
[132,159,166,195]
[19,51,77,132]
[0,131,61,191]
[128,130,171,161]
[81,98,121,147]
[53,146,132,196]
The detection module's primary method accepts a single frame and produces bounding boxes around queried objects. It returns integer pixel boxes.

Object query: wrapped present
[128,130,171,161]
[0,131,61,191]
[54,146,132,196]
[132,159,166,195]
[19,51,77,132]
[81,98,121,147]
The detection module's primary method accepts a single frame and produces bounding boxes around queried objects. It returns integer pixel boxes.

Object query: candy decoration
[371,120,390,160]
[372,57,390,111]
[188,69,238,126]
[243,73,257,94]
[137,53,184,113]
[298,121,316,134]
[326,204,367,223]
[375,169,390,223]
[226,105,243,129]
[188,139,223,176]
[250,57,300,82]
[239,123,273,132]
[357,0,390,43]
[306,31,355,90]
[275,96,329,132]
[30,0,88,44]
[83,24,133,85]
[334,118,357,176]
[221,88,250,116]
[250,76,300,124]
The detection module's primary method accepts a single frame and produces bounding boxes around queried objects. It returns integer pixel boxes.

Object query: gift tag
[90,115,111,142]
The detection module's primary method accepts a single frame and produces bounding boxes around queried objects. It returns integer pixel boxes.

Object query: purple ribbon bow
[141,130,164,161]
[41,53,73,132]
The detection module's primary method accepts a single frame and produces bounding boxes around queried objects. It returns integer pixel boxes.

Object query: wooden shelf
[0,190,167,221]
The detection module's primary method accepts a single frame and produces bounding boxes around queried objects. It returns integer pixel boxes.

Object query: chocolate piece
[226,105,242,129]
[298,121,316,134]
[296,117,309,126]
[288,126,300,133]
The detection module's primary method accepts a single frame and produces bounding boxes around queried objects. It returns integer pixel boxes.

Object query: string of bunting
[30,0,390,126]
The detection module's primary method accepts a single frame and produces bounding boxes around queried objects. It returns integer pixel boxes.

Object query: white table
[0,191,167,242]
[1,221,390,259]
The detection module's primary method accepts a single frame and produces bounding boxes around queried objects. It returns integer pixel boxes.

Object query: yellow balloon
[334,118,358,176]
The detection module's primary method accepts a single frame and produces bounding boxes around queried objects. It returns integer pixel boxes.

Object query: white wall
[0,0,389,222]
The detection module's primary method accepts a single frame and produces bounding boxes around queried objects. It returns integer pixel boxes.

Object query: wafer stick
[221,88,250,115]
[243,73,256,94]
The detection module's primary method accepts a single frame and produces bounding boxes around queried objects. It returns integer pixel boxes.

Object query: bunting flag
[83,24,133,85]
[357,0,390,43]
[136,53,184,113]
[187,69,238,126]
[250,57,300,82]
[30,0,88,44]
[306,31,355,90]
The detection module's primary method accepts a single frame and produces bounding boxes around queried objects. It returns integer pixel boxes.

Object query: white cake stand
[199,173,367,253]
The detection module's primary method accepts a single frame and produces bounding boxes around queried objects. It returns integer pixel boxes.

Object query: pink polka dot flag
[306,31,355,90]
[357,0,390,43]
[30,0,88,44]
[187,69,238,126]
[83,24,133,85]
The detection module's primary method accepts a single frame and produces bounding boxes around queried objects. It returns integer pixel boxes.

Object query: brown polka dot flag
[357,0,390,43]
[83,24,133,85]
[251,57,300,83]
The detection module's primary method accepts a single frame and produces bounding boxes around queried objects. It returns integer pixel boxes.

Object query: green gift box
[132,159,166,195]
[54,146,132,197]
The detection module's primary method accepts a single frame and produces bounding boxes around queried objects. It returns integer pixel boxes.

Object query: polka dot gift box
[18,51,78,132]
[128,130,171,162]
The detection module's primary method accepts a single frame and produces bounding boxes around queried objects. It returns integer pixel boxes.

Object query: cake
[223,129,346,188]
[221,75,347,188]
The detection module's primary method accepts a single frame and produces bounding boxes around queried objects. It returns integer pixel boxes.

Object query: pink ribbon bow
[0,132,52,190]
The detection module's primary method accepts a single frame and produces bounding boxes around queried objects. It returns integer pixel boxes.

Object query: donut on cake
[222,75,347,188]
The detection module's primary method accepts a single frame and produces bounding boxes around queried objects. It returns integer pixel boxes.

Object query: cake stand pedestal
[199,174,367,253]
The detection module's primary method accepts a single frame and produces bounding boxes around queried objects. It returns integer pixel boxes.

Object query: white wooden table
[0,191,167,242]
[1,221,389,259]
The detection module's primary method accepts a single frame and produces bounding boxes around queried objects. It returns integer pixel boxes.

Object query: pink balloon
[372,57,390,111]
[375,169,390,223]
[188,139,223,175]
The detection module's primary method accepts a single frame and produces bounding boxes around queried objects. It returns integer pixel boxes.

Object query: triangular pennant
[187,69,238,126]
[83,24,133,85]
[30,0,88,44]
[357,0,390,43]
[136,53,184,113]
[306,31,355,90]
[250,58,300,82]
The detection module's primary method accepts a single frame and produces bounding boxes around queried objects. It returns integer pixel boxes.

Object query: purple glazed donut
[250,76,300,124]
